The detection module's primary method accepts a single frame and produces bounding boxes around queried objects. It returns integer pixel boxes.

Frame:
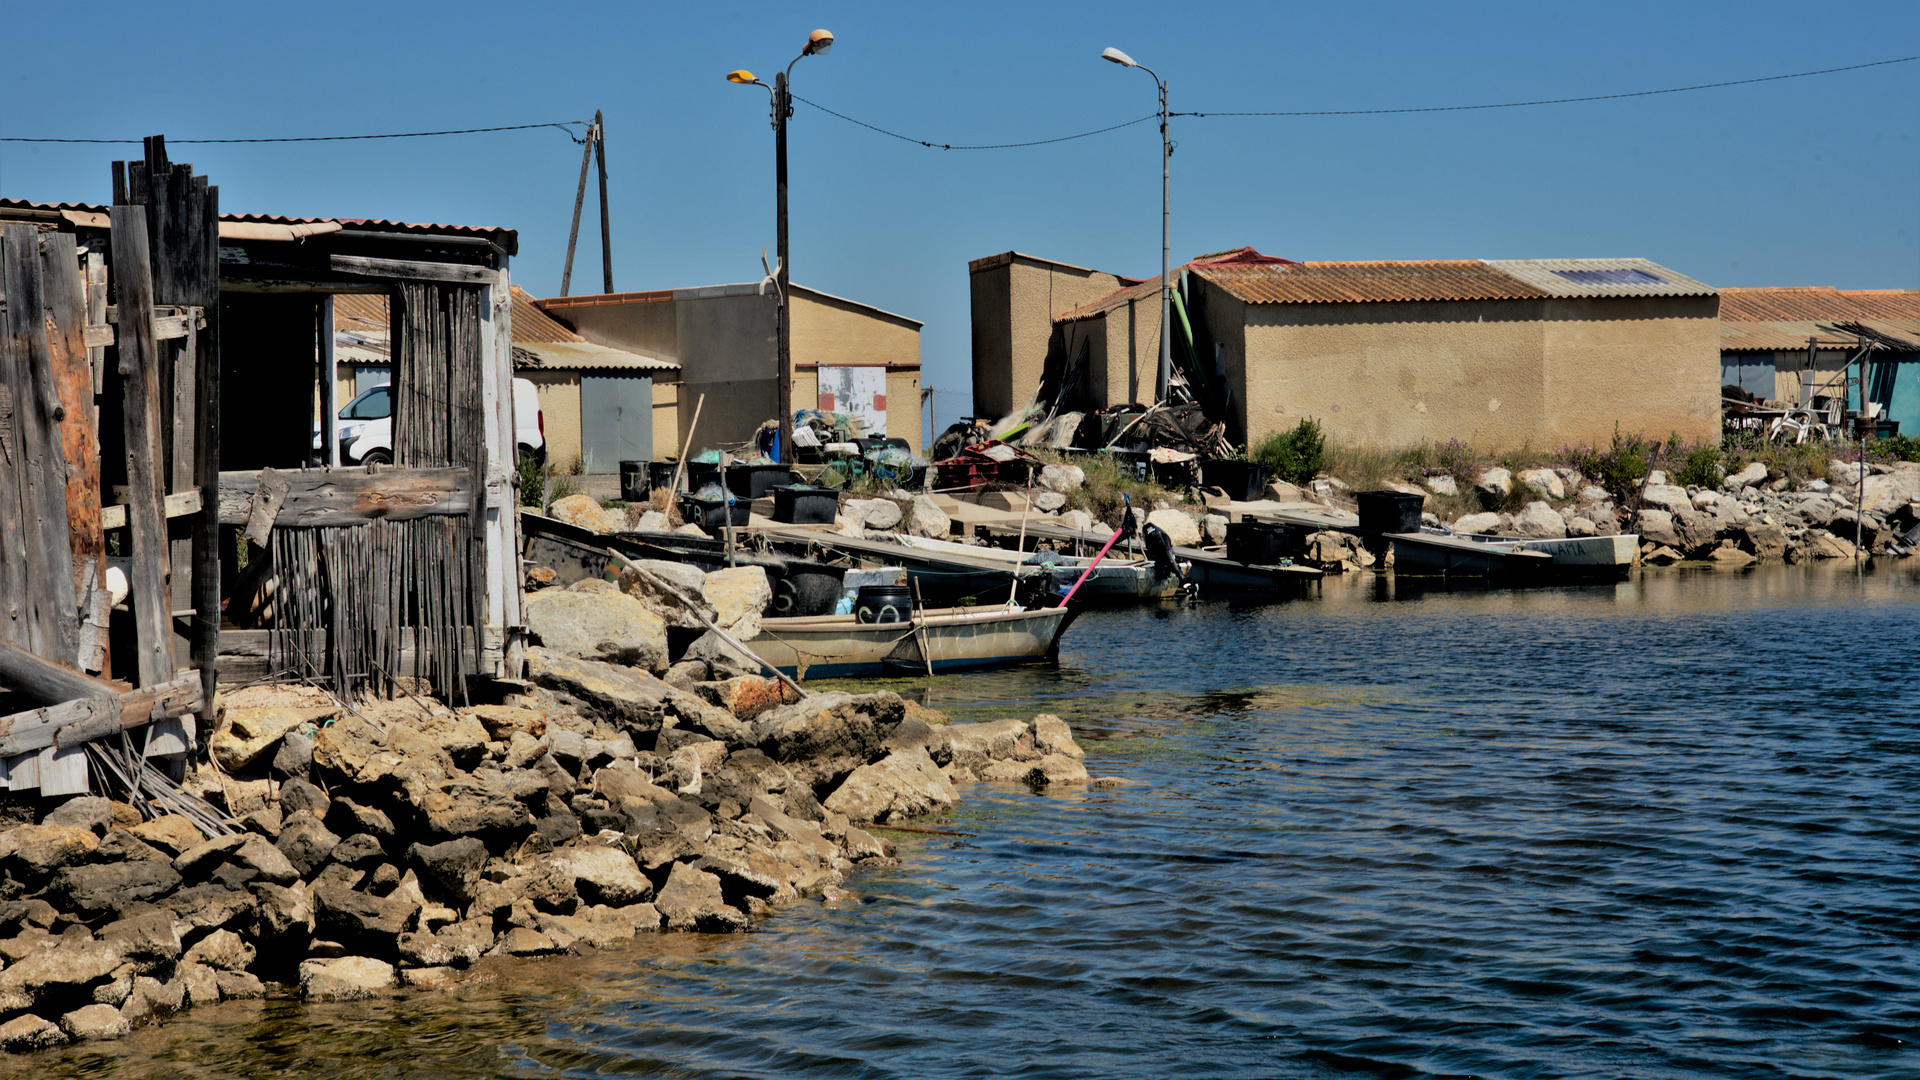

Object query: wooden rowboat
[747,603,1077,680]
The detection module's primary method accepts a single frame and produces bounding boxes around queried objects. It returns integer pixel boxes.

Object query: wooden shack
[0,138,527,801]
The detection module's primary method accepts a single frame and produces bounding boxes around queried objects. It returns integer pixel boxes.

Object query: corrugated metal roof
[509,286,584,343]
[512,341,678,372]
[1718,287,1920,352]
[0,199,517,255]
[1198,260,1550,305]
[1486,258,1716,298]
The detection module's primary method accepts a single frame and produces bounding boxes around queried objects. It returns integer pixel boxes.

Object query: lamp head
[804,28,834,56]
[726,69,761,85]
[1101,47,1137,67]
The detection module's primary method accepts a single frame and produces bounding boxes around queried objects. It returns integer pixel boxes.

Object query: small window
[1551,268,1663,286]
[343,385,391,420]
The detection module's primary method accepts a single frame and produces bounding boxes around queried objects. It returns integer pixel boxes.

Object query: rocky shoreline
[0,616,1092,1050]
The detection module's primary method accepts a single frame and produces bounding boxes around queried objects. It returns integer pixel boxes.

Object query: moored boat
[748,603,1077,679]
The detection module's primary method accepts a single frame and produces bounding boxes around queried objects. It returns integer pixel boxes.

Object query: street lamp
[1103,46,1172,405]
[729,28,834,463]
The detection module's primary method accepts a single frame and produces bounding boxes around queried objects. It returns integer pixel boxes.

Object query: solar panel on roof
[1551,268,1663,285]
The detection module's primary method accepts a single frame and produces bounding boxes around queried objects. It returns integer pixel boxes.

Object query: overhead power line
[797,54,1917,149]
[0,122,587,145]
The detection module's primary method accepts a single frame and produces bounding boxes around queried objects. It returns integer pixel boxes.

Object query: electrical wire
[793,95,1155,149]
[0,122,587,145]
[1180,55,1918,117]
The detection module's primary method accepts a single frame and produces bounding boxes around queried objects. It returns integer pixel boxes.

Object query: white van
[315,378,544,465]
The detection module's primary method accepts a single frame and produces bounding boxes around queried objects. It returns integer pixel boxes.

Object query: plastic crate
[1226,521,1296,565]
[772,485,839,525]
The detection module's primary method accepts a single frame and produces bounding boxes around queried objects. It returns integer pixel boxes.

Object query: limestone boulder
[1709,546,1757,568]
[96,913,180,975]
[616,559,716,630]
[0,939,124,1011]
[703,566,772,641]
[1515,468,1565,500]
[1634,510,1681,548]
[0,1014,67,1050]
[53,859,183,917]
[182,929,254,973]
[312,885,419,954]
[1640,484,1693,514]
[652,862,748,933]
[1033,491,1068,513]
[211,707,334,773]
[299,956,397,1001]
[549,494,618,534]
[1059,509,1094,531]
[844,498,902,531]
[1474,467,1512,499]
[751,692,908,786]
[1038,463,1086,493]
[547,843,653,907]
[1030,715,1084,760]
[526,648,737,740]
[1145,509,1201,548]
[277,813,342,878]
[1743,521,1789,561]
[127,816,205,859]
[408,837,489,906]
[1723,461,1769,491]
[1424,474,1459,497]
[1453,512,1501,535]
[822,746,958,824]
[60,1002,129,1042]
[903,496,951,538]
[524,578,669,673]
[937,719,1035,770]
[0,824,98,886]
[1512,501,1568,539]
[42,797,114,835]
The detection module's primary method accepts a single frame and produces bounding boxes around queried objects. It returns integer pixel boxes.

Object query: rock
[1862,466,1920,513]
[96,913,180,975]
[847,498,902,531]
[1023,754,1091,786]
[822,746,958,824]
[327,796,397,842]
[498,927,559,956]
[1646,469,1668,486]
[1059,509,1094,531]
[161,885,256,940]
[53,859,183,917]
[694,675,801,724]
[60,1002,129,1041]
[311,714,400,788]
[1266,480,1304,502]
[526,649,737,740]
[1640,544,1685,565]
[1790,530,1859,561]
[182,929,253,972]
[1670,509,1723,554]
[1724,461,1770,491]
[841,827,893,863]
[1567,516,1599,538]
[1515,468,1565,500]
[1828,460,1868,488]
[211,707,334,773]
[1424,474,1459,497]
[1032,490,1067,513]
[1038,464,1086,493]
[299,956,397,1001]
[272,730,315,779]
[1474,467,1512,499]
[215,970,267,999]
[549,494,618,534]
[1453,512,1501,535]
[704,566,772,641]
[652,863,748,933]
[312,885,419,953]
[939,719,1034,770]
[0,939,124,1009]
[173,962,221,1008]
[1579,484,1610,503]
[547,844,654,907]
[1641,484,1693,514]
[1029,715,1083,760]
[0,823,99,885]
[126,816,204,858]
[329,833,388,869]
[1512,501,1568,540]
[409,837,489,906]
[1743,521,1788,561]
[276,813,342,878]
[253,882,315,947]
[1708,546,1756,568]
[42,796,114,835]
[524,579,669,673]
[616,559,716,631]
[0,1014,67,1050]
[465,704,548,741]
[396,928,483,970]
[1634,509,1681,548]
[750,691,906,782]
[1145,509,1201,548]
[903,495,952,538]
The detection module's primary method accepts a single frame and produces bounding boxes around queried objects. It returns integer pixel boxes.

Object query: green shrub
[1673,444,1724,489]
[516,450,544,509]
[1566,427,1656,505]
[1252,418,1327,485]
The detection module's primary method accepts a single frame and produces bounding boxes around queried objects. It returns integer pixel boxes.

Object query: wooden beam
[109,207,174,685]
[216,467,473,527]
[329,254,498,286]
[242,467,290,547]
[100,488,201,531]
[40,234,103,622]
[0,669,203,758]
[0,641,125,705]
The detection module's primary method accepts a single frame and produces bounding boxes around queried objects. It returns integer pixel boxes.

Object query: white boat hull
[747,604,1076,679]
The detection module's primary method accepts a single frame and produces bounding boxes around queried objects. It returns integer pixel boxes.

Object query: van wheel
[360,450,393,467]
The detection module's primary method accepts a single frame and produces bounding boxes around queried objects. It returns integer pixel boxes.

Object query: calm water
[40,564,1920,1079]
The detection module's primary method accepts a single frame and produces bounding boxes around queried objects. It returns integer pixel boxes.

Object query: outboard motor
[1142,523,1194,598]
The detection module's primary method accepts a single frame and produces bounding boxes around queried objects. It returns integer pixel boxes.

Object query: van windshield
[342,386,391,421]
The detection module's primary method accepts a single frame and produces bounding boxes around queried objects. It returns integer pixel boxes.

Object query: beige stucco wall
[652,379,680,459]
[1236,290,1719,451]
[520,369,582,469]
[970,255,1128,418]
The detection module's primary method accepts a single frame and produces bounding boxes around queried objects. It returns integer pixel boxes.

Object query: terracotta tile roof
[1718,287,1920,352]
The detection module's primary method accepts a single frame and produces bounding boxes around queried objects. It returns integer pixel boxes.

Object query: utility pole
[561,110,612,296]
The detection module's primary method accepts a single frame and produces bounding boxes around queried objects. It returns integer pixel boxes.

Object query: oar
[1056,495,1133,607]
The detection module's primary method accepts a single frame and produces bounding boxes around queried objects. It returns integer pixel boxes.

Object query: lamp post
[1102,46,1172,405]
[728,28,834,463]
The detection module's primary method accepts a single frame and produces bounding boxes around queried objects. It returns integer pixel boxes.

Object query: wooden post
[40,234,103,624]
[560,117,596,297]
[109,208,174,686]
[669,392,706,498]
[320,294,338,466]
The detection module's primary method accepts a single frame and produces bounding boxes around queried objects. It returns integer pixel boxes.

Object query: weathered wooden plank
[0,228,36,653]
[217,467,473,527]
[0,669,202,757]
[6,752,39,792]
[0,640,127,705]
[243,467,290,547]
[37,745,90,797]
[320,295,338,466]
[100,488,201,531]
[42,233,104,614]
[101,310,191,340]
[330,253,499,286]
[189,182,222,706]
[109,207,174,685]
[84,250,108,397]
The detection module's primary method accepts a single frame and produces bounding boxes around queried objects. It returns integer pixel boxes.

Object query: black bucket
[648,460,680,493]
[619,460,647,502]
[853,584,913,624]
[773,561,846,618]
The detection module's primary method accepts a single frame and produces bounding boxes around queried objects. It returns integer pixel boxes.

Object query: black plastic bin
[679,494,750,536]
[853,584,913,624]
[772,485,839,525]
[1200,459,1271,502]
[648,460,680,494]
[771,561,846,617]
[1226,521,1296,565]
[618,460,648,502]
[737,464,796,499]
[1356,489,1425,534]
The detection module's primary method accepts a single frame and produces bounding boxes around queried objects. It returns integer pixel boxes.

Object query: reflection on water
[31,564,1920,1079]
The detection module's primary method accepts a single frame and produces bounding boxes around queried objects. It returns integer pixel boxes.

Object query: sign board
[816,366,886,436]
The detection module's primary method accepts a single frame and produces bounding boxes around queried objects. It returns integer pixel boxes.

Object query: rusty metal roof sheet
[0,199,517,255]
[512,341,678,372]
[1718,287,1920,352]
[509,286,584,343]
[1486,258,1715,298]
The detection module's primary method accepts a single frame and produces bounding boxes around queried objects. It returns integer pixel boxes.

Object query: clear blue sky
[4,1,1916,430]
